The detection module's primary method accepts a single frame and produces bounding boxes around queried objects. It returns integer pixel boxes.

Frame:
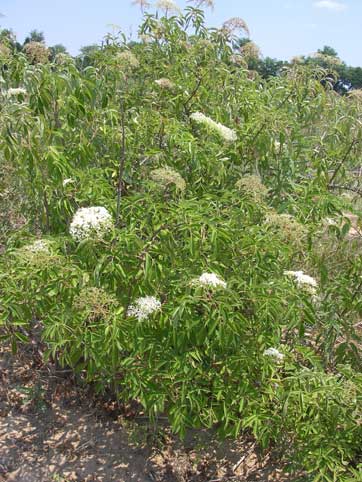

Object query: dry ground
[0,344,296,482]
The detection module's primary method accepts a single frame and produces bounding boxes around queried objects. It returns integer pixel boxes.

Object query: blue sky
[1,0,361,66]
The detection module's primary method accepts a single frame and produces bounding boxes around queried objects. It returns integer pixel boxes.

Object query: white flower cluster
[24,239,51,254]
[324,217,337,226]
[190,112,237,143]
[63,178,75,187]
[70,206,114,242]
[263,347,284,361]
[284,270,318,294]
[150,166,186,192]
[7,87,27,97]
[230,54,245,66]
[274,140,281,151]
[116,51,140,69]
[188,0,214,8]
[127,296,161,321]
[222,17,250,37]
[196,272,227,289]
[156,0,181,13]
[155,78,175,90]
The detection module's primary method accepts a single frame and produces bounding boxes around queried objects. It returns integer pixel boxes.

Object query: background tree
[23,29,45,45]
[49,43,68,61]
[76,44,101,68]
[317,45,338,57]
[0,28,21,51]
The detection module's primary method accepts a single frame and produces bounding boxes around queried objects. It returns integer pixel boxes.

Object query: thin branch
[183,72,207,114]
[116,95,126,227]
[42,186,50,232]
[53,99,61,129]
[328,184,362,196]
[328,139,358,185]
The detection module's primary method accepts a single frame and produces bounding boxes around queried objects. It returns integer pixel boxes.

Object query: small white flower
[70,206,113,242]
[24,239,51,254]
[156,0,181,13]
[230,54,244,65]
[155,78,175,90]
[190,112,237,143]
[324,217,337,226]
[263,347,284,361]
[187,0,214,8]
[63,178,75,187]
[284,270,318,294]
[116,50,139,69]
[7,87,27,96]
[127,296,161,321]
[196,272,227,289]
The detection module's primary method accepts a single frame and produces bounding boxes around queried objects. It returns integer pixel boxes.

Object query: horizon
[1,0,361,66]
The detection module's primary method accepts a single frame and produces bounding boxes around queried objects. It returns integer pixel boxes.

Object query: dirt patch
[0,345,296,482]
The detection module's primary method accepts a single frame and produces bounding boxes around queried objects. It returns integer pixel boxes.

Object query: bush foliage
[2,4,362,480]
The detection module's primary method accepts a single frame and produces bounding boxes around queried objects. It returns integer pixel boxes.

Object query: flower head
[263,347,284,362]
[74,287,118,322]
[222,17,250,37]
[150,167,186,192]
[155,0,181,14]
[63,178,75,187]
[15,239,58,267]
[70,206,114,242]
[230,54,246,66]
[312,52,342,67]
[23,41,49,64]
[127,296,161,321]
[190,112,237,143]
[195,272,227,289]
[274,140,281,151]
[138,34,152,43]
[265,212,306,245]
[284,270,318,294]
[154,78,175,90]
[236,175,268,201]
[131,0,151,10]
[240,41,260,60]
[290,55,304,65]
[116,50,139,69]
[7,88,27,97]
[324,217,338,226]
[54,53,75,66]
[23,239,52,255]
[187,0,214,8]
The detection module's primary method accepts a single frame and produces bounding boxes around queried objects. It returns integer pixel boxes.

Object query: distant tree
[336,65,362,92]
[76,44,101,68]
[256,57,287,78]
[23,29,45,45]
[232,37,250,52]
[317,45,338,57]
[346,67,362,89]
[49,43,68,61]
[0,28,21,51]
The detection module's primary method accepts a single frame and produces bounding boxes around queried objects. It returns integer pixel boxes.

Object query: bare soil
[0,344,295,482]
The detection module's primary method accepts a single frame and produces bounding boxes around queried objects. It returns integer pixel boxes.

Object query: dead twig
[328,184,362,196]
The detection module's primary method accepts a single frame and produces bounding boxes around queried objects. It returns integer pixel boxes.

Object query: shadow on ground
[0,346,295,482]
